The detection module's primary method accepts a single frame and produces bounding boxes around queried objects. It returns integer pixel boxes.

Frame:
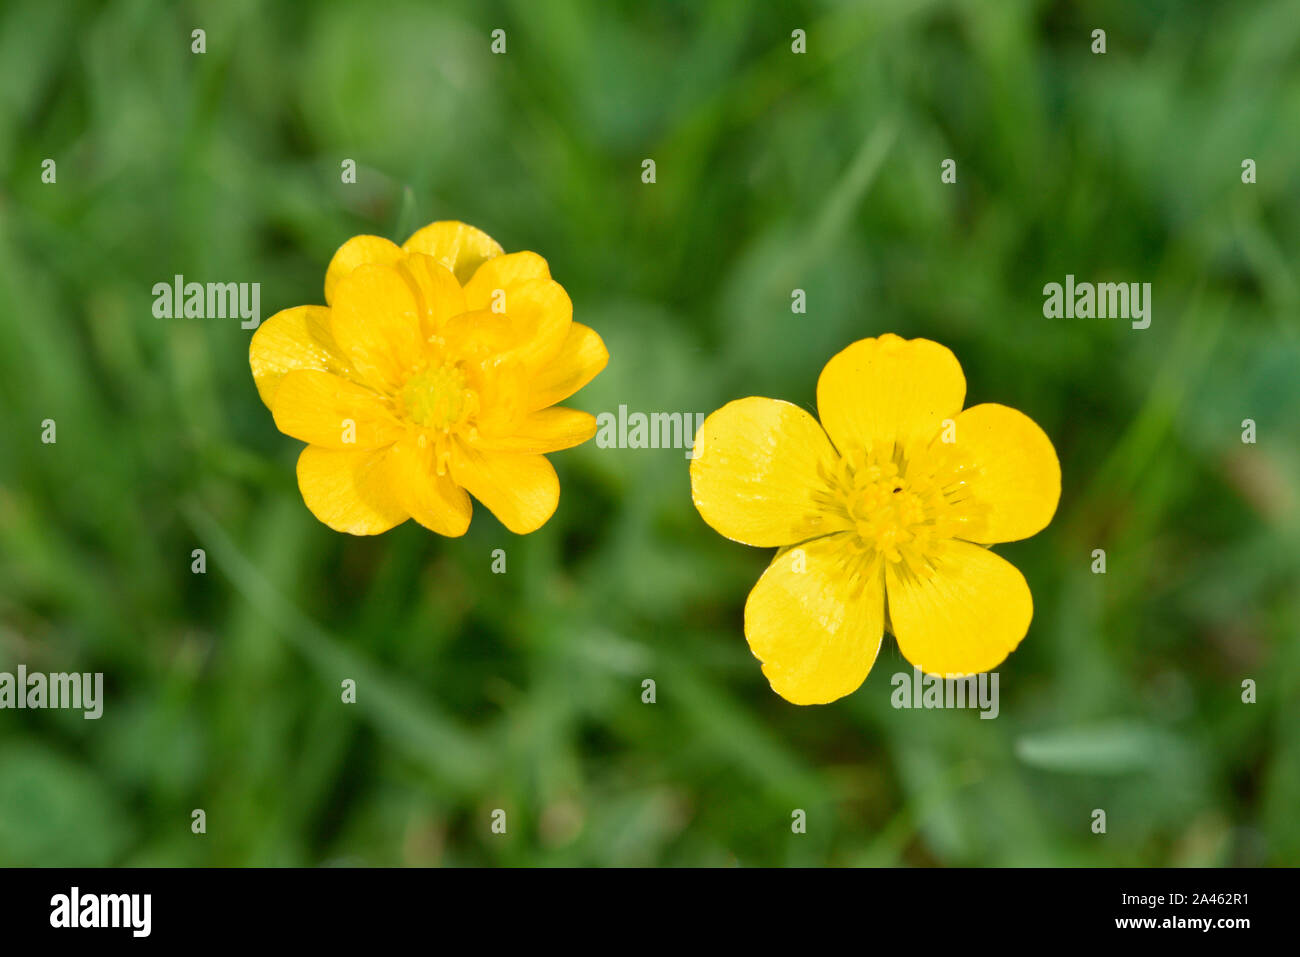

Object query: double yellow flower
[250,221,607,536]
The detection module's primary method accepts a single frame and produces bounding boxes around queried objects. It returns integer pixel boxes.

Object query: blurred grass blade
[182,500,491,790]
[1015,722,1173,775]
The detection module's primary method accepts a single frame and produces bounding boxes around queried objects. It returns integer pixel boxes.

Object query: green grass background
[1,0,1297,866]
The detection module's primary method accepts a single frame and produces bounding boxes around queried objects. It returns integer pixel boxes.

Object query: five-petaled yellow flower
[690,334,1060,705]
[250,221,607,536]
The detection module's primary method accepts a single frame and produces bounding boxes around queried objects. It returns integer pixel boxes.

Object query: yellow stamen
[400,364,474,431]
[833,441,983,574]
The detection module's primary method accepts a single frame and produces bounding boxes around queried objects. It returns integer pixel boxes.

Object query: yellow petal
[324,235,404,306]
[498,278,573,373]
[386,440,472,537]
[429,309,531,437]
[330,263,426,393]
[296,445,408,535]
[401,221,504,284]
[527,322,608,411]
[744,533,885,705]
[817,334,966,455]
[249,305,355,408]
[440,309,518,361]
[474,407,597,454]
[271,370,403,449]
[462,251,551,311]
[450,443,559,534]
[885,539,1032,677]
[944,403,1061,544]
[398,253,468,340]
[690,397,851,548]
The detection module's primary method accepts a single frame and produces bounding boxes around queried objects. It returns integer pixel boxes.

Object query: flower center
[400,364,475,431]
[832,442,977,574]
[399,363,483,475]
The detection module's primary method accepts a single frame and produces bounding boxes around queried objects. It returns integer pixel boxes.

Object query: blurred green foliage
[1,0,1297,866]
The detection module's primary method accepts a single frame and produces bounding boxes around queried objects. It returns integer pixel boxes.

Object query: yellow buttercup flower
[250,221,607,536]
[690,334,1060,705]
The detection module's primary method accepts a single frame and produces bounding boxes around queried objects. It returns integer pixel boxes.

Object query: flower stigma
[400,363,480,473]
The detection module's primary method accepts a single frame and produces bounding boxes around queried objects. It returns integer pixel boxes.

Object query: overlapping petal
[473,407,597,454]
[296,445,409,535]
[450,443,560,535]
[745,533,885,705]
[249,305,356,407]
[494,278,574,375]
[271,370,403,449]
[399,253,468,340]
[386,440,473,537]
[462,251,551,309]
[324,235,404,306]
[945,403,1061,544]
[691,397,850,548]
[527,322,608,411]
[401,221,504,283]
[329,263,426,393]
[884,539,1032,677]
[817,334,965,454]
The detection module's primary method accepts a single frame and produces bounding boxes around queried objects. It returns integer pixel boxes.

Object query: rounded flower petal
[249,305,355,408]
[462,251,551,311]
[296,445,409,536]
[386,440,472,537]
[324,235,404,306]
[440,308,517,361]
[450,443,559,534]
[271,370,403,450]
[442,315,531,439]
[817,334,966,454]
[474,407,598,454]
[330,263,427,393]
[690,397,851,548]
[401,221,504,284]
[494,278,573,374]
[527,322,608,411]
[399,253,468,339]
[884,539,1032,677]
[744,533,885,705]
[946,403,1061,544]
